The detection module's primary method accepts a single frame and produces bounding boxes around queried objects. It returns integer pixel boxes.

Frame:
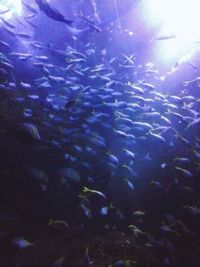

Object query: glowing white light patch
[143,0,200,62]
[0,0,22,19]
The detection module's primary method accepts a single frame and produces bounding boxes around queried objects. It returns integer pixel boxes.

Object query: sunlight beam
[143,0,200,62]
[0,0,23,19]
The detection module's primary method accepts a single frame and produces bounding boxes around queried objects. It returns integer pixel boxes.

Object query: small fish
[88,23,102,32]
[26,20,40,30]
[51,257,65,267]
[1,18,16,29]
[22,1,38,15]
[174,157,191,163]
[175,167,193,178]
[144,153,152,161]
[85,245,94,265]
[100,207,109,215]
[185,117,200,130]
[23,108,32,118]
[123,179,134,190]
[0,40,11,51]
[2,26,16,36]
[194,150,200,159]
[127,82,144,94]
[154,34,176,41]
[83,186,106,198]
[183,205,200,216]
[160,162,167,169]
[114,126,129,136]
[123,148,135,160]
[80,202,91,218]
[150,180,161,189]
[35,55,49,61]
[122,165,137,177]
[25,14,37,20]
[16,33,32,39]
[0,8,10,15]
[20,82,32,89]
[139,82,155,90]
[160,224,172,233]
[132,121,153,130]
[186,61,198,71]
[133,211,145,217]
[175,132,192,147]
[48,219,69,231]
[149,130,166,142]
[107,153,119,165]
[12,238,33,249]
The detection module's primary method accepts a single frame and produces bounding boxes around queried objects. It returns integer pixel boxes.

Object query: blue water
[0,1,200,266]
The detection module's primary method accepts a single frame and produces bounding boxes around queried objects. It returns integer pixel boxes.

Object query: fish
[0,61,14,72]
[84,245,94,265]
[22,1,38,15]
[16,33,32,39]
[100,207,109,215]
[26,20,40,29]
[185,117,200,131]
[175,167,193,178]
[24,108,32,118]
[132,121,153,130]
[107,153,119,165]
[123,179,134,190]
[133,211,145,217]
[0,9,200,266]
[123,148,135,160]
[20,82,32,89]
[10,52,33,59]
[148,130,166,143]
[194,150,200,159]
[51,257,65,267]
[150,180,161,189]
[12,238,33,249]
[139,82,155,90]
[2,26,16,36]
[127,82,144,94]
[80,12,102,33]
[25,14,37,20]
[174,132,192,147]
[83,186,106,198]
[79,202,92,218]
[114,129,127,138]
[154,34,176,41]
[48,219,69,232]
[35,0,74,26]
[0,40,11,51]
[0,8,10,15]
[174,157,191,164]
[1,18,16,29]
[88,23,102,32]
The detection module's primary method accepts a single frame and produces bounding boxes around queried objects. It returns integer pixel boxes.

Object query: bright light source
[0,0,23,19]
[143,0,200,63]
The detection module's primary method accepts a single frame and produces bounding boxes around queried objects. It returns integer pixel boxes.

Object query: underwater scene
[0,0,200,266]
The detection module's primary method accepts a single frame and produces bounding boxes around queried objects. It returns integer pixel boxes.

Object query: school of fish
[0,1,200,267]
